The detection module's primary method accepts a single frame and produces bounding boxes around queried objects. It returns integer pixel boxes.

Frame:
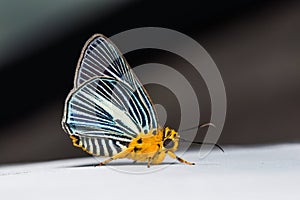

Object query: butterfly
[62,34,197,167]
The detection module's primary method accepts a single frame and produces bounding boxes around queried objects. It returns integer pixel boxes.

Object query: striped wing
[73,34,157,132]
[62,76,157,157]
[74,34,134,88]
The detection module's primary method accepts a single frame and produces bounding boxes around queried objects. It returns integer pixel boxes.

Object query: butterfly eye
[163,139,174,149]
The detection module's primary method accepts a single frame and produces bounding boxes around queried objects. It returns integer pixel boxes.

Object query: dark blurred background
[0,0,299,164]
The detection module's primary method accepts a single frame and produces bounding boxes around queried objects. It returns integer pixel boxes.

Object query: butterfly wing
[73,34,158,132]
[74,34,134,88]
[62,34,158,156]
[63,77,149,156]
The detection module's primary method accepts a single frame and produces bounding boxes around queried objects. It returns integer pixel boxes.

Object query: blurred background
[0,0,299,164]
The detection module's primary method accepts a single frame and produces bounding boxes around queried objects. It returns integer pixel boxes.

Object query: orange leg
[167,151,195,165]
[98,148,133,166]
[147,157,152,168]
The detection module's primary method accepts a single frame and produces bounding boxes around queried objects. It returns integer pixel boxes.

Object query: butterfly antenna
[180,138,224,152]
[178,122,223,152]
[179,122,215,132]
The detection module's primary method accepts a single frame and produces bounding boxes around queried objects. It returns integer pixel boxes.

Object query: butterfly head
[162,127,179,151]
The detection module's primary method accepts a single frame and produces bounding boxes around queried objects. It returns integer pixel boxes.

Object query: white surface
[0,144,300,200]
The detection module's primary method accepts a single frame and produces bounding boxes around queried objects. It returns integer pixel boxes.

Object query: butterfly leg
[147,157,152,168]
[98,148,133,166]
[167,151,195,165]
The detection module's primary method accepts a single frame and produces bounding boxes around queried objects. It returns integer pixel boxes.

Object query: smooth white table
[1,144,299,200]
